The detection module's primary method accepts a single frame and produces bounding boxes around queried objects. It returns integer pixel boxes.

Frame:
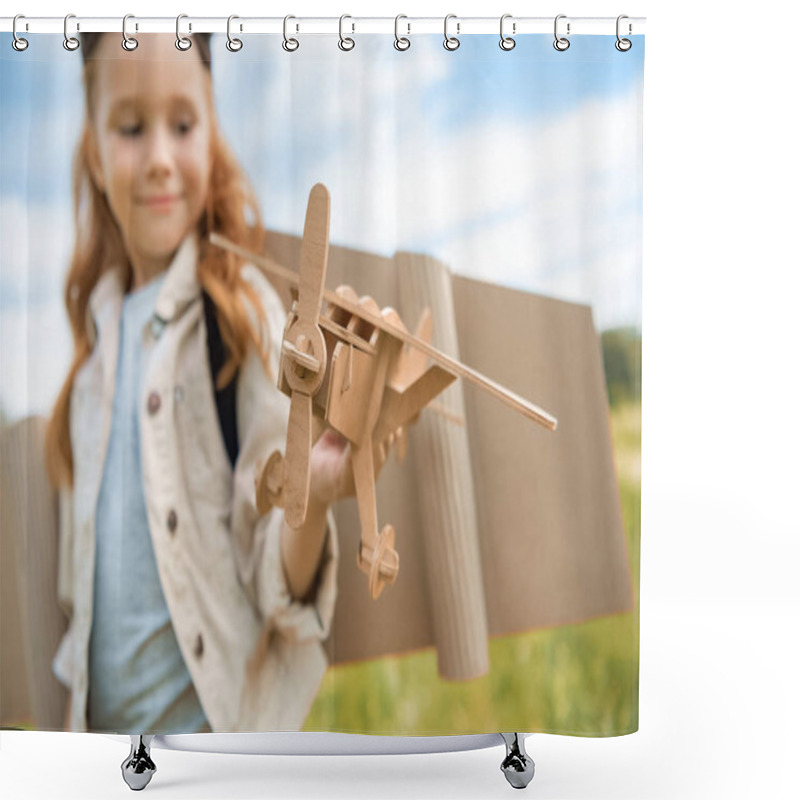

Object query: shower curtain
[0,20,644,738]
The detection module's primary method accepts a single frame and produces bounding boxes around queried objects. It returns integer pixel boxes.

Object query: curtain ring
[394,15,410,51]
[226,15,243,51]
[176,14,192,51]
[616,15,632,51]
[553,14,570,51]
[499,13,515,51]
[63,14,80,51]
[12,14,29,51]
[283,15,299,52]
[122,14,138,51]
[443,14,460,51]
[338,14,355,51]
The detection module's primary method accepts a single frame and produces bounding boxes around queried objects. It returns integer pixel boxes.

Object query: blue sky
[0,32,644,419]
[1,33,643,209]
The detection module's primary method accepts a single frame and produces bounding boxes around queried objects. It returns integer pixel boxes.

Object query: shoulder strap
[202,291,239,467]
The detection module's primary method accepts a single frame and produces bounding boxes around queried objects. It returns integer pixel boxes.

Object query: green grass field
[305,400,641,736]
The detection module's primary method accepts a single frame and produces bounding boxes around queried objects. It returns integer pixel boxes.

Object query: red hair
[45,41,272,488]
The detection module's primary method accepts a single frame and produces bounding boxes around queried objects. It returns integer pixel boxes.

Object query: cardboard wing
[0,228,633,728]
[0,416,67,729]
[261,231,633,680]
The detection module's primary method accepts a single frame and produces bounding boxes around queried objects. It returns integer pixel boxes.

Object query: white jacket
[52,229,339,732]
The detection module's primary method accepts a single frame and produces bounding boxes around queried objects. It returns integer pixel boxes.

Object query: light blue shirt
[88,272,210,734]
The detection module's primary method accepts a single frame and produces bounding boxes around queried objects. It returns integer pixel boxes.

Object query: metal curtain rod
[0,16,645,36]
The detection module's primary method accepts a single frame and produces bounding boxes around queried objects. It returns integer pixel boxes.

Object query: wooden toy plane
[210,183,557,600]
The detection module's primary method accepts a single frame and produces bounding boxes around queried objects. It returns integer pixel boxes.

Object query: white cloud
[210,37,643,333]
[1,52,642,422]
[0,297,71,423]
[1,195,74,300]
[213,35,454,238]
[0,196,73,422]
[303,79,644,330]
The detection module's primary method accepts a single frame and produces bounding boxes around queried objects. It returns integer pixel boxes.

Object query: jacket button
[149,315,166,339]
[167,509,178,533]
[194,633,204,659]
[147,391,161,415]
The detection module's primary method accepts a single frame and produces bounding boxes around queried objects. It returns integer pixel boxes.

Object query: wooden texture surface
[395,251,490,681]
[261,229,632,677]
[0,229,634,726]
[0,416,67,729]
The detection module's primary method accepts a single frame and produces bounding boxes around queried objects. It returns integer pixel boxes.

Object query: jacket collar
[88,228,201,333]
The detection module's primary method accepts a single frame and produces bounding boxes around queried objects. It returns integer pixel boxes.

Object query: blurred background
[1,29,642,735]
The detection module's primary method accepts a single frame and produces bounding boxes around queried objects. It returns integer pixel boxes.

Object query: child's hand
[308,428,391,509]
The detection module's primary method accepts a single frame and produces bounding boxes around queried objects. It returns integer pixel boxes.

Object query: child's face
[87,33,213,279]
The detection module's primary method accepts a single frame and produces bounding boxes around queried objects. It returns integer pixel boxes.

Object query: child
[45,31,384,734]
